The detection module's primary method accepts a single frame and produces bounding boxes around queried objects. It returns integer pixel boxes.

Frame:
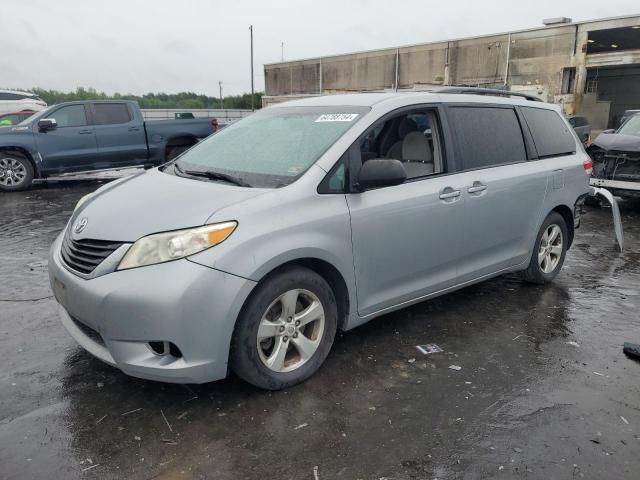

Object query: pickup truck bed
[0,100,217,191]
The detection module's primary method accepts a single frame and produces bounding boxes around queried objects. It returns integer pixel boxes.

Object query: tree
[19,87,263,109]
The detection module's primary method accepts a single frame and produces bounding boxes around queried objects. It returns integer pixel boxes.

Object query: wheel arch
[165,134,198,150]
[0,146,40,178]
[550,204,574,247]
[250,257,352,331]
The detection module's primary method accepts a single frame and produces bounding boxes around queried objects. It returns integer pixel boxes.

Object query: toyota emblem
[74,217,88,234]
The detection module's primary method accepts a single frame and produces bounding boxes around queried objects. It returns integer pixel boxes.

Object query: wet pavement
[1,175,639,480]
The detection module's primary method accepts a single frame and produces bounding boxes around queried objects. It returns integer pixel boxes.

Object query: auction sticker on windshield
[315,113,359,122]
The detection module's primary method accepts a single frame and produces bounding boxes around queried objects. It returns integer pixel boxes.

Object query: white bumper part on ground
[589,186,624,252]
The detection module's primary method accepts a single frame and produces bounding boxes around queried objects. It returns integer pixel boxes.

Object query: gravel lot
[1,174,639,479]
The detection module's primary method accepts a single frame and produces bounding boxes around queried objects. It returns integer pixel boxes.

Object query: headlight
[117,221,237,270]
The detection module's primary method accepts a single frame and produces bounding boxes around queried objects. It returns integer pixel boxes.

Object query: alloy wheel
[257,289,325,373]
[538,224,563,274]
[0,157,27,187]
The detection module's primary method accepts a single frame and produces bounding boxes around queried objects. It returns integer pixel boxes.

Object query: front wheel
[522,212,568,284]
[230,266,337,390]
[0,154,34,191]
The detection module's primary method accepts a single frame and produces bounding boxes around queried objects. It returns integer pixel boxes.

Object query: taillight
[211,118,219,131]
[583,158,593,175]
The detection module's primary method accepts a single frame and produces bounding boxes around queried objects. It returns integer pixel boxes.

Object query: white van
[0,90,47,115]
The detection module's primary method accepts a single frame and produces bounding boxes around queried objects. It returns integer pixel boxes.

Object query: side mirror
[358,159,406,190]
[601,129,616,134]
[38,118,57,131]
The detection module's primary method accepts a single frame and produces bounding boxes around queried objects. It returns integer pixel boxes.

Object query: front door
[35,104,98,175]
[346,107,466,318]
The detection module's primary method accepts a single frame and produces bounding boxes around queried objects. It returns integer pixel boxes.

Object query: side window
[0,114,23,125]
[0,92,23,101]
[358,109,444,180]
[448,106,526,170]
[521,107,576,159]
[92,103,132,125]
[51,105,88,128]
[318,157,347,194]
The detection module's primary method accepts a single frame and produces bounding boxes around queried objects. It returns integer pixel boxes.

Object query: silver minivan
[49,90,593,389]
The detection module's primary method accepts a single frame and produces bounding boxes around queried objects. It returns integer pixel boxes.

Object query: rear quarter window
[522,107,576,158]
[448,106,527,170]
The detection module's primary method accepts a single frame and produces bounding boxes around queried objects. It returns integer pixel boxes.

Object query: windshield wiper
[183,168,252,187]
[172,162,252,187]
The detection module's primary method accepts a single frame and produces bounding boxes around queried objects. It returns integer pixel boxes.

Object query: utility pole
[249,24,255,111]
[281,41,284,62]
[218,81,223,110]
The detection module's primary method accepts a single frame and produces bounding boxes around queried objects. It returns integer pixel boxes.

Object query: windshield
[173,106,368,188]
[618,115,640,137]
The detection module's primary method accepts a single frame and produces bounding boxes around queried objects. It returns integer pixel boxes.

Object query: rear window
[568,116,588,127]
[522,107,576,158]
[92,103,131,125]
[448,106,526,170]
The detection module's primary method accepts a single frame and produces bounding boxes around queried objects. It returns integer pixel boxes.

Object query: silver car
[49,90,593,389]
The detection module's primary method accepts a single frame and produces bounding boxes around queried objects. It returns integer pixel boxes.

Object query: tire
[0,153,34,192]
[230,266,338,390]
[522,212,568,284]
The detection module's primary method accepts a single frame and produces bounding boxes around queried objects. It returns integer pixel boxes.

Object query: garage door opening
[585,64,640,128]
[587,26,640,54]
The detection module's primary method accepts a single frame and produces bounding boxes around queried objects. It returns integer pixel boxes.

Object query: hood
[592,133,640,153]
[71,169,268,242]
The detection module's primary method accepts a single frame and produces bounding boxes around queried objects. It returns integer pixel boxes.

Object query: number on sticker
[315,114,359,122]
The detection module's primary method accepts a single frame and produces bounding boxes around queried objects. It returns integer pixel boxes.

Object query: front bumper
[590,177,640,192]
[49,232,256,383]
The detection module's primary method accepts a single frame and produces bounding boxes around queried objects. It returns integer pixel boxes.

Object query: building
[263,15,640,130]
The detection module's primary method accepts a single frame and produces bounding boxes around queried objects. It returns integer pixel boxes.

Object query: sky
[2,0,638,96]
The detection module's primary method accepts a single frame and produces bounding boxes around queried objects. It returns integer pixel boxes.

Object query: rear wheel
[522,212,568,284]
[0,154,34,191]
[230,266,337,390]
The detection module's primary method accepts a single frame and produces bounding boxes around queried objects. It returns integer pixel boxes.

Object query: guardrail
[141,109,252,122]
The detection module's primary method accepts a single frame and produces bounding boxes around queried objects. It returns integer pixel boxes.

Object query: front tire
[0,154,33,191]
[230,266,338,390]
[522,212,568,284]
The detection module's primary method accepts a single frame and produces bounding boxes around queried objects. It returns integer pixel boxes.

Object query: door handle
[128,126,141,132]
[78,129,93,135]
[439,189,461,200]
[467,183,488,194]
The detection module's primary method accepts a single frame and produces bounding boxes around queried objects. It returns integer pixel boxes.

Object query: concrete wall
[263,15,640,119]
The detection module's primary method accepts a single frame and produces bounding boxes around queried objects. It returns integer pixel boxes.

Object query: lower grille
[70,315,104,346]
[61,232,123,274]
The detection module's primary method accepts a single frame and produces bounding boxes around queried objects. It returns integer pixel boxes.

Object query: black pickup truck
[0,100,217,191]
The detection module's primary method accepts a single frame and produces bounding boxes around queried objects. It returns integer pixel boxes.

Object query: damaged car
[588,112,640,200]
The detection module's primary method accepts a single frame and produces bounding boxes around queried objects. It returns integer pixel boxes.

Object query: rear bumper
[49,232,256,383]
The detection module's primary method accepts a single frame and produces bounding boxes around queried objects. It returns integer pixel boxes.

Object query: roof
[268,90,556,110]
[0,89,40,98]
